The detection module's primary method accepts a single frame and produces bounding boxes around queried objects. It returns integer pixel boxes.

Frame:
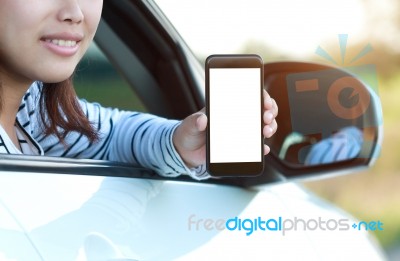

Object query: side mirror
[264,61,382,180]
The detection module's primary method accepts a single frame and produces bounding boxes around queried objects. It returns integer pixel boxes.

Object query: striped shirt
[0,82,208,180]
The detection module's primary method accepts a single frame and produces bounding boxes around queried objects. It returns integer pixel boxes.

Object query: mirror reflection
[264,62,378,167]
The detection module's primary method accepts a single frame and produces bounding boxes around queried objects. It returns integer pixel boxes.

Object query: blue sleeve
[304,126,363,165]
[37,99,208,180]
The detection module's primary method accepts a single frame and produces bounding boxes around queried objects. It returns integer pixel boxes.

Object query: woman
[0,0,278,179]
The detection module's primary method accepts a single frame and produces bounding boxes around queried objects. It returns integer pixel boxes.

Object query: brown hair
[39,77,99,144]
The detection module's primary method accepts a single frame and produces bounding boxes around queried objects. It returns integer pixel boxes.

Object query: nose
[57,0,84,24]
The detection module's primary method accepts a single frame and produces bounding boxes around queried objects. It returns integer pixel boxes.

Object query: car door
[0,198,43,261]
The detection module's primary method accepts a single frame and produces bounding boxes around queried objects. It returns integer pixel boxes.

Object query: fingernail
[264,112,273,123]
[267,112,273,121]
[266,126,273,137]
[265,97,273,107]
[196,113,207,130]
[264,144,270,155]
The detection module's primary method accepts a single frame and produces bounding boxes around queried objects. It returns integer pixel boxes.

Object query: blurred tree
[360,0,400,80]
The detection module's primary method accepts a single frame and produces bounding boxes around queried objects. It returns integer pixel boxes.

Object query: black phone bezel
[205,54,264,177]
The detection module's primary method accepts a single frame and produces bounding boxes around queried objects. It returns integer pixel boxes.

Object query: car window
[74,43,146,112]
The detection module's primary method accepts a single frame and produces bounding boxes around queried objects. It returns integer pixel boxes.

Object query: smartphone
[206,54,264,177]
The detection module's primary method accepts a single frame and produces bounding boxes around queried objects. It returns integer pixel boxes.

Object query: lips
[40,32,83,57]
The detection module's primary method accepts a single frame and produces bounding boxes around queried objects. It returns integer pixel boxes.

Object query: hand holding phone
[206,54,264,177]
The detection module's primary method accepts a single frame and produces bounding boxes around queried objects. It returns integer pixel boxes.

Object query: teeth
[47,39,77,47]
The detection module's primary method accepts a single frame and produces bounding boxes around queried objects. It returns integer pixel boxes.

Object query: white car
[0,1,385,260]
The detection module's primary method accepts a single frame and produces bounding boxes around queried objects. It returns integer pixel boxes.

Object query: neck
[0,70,33,130]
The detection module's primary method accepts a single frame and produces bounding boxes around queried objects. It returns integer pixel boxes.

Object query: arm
[38,99,207,179]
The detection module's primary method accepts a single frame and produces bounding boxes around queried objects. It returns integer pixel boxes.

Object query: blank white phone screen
[209,68,262,163]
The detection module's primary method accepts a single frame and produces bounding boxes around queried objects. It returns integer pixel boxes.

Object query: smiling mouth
[43,39,78,47]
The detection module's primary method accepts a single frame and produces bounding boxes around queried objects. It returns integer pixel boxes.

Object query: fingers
[270,98,278,118]
[263,110,274,125]
[264,89,278,113]
[264,144,270,155]
[263,90,278,139]
[263,89,273,110]
[263,119,277,138]
[263,90,278,116]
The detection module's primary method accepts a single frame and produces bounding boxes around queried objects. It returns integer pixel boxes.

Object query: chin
[38,70,75,84]
[33,58,79,84]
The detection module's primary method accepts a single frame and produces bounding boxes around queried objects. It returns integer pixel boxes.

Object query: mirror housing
[263,61,382,181]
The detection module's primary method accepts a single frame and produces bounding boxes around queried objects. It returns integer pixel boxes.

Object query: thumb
[181,110,207,136]
[173,110,207,155]
[195,113,207,133]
